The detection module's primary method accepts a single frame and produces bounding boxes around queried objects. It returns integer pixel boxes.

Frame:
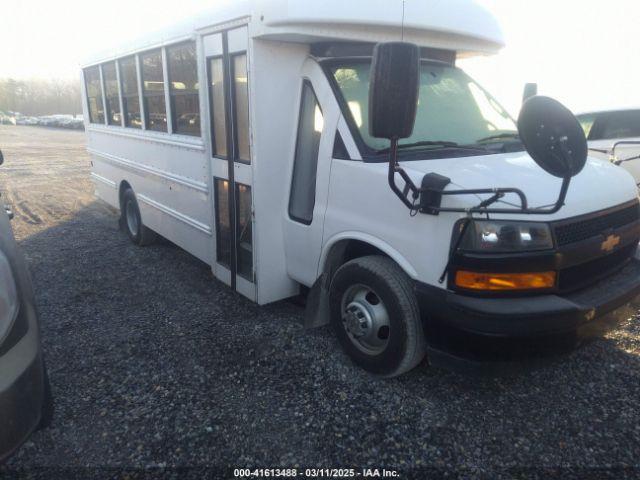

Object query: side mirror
[0,150,3,166]
[369,42,420,140]
[518,96,587,179]
[369,42,422,210]
[522,83,538,104]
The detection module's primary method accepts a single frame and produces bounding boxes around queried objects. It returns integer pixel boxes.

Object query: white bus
[81,0,640,376]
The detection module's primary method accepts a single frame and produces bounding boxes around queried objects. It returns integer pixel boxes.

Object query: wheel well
[321,239,391,285]
[342,240,388,264]
[118,181,132,210]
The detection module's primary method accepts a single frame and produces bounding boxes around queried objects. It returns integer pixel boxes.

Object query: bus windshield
[329,60,518,154]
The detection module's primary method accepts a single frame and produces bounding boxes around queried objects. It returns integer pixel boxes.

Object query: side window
[119,56,142,129]
[208,57,227,157]
[232,54,251,162]
[214,178,232,268]
[167,42,200,136]
[289,81,324,225]
[600,110,640,140]
[141,49,167,132]
[102,62,121,126]
[84,66,104,124]
[236,184,253,280]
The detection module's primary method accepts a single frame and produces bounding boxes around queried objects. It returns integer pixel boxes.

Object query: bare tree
[0,78,82,116]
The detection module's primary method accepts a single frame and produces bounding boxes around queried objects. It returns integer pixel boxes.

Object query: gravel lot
[1,125,640,479]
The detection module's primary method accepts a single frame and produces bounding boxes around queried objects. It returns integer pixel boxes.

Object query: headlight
[460,220,554,252]
[0,250,19,345]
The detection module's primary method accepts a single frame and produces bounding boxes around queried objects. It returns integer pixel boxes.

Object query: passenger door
[203,27,255,300]
[283,60,341,287]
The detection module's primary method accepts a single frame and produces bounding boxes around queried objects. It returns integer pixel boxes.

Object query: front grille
[559,243,636,292]
[554,204,640,247]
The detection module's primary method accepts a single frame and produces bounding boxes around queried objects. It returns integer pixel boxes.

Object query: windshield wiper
[476,132,520,143]
[378,141,488,154]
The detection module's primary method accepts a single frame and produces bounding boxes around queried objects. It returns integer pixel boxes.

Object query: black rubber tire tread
[122,189,157,247]
[329,255,426,377]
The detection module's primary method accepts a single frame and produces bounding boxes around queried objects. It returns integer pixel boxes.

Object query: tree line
[0,78,82,116]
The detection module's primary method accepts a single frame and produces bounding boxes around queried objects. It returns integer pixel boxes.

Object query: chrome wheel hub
[341,285,390,355]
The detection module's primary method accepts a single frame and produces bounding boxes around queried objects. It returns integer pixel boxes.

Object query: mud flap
[304,274,331,329]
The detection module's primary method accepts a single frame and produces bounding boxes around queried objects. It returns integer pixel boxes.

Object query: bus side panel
[86,129,214,265]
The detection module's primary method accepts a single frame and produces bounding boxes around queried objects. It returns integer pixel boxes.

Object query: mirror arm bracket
[388,137,421,210]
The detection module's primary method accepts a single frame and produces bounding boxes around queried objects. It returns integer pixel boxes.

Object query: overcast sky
[1,0,639,115]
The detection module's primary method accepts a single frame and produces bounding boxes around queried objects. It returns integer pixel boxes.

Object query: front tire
[121,188,157,246]
[329,256,426,377]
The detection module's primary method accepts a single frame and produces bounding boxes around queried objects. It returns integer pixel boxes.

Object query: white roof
[576,106,640,116]
[82,0,504,66]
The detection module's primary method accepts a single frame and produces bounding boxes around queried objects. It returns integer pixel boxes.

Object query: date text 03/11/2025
[233,468,401,478]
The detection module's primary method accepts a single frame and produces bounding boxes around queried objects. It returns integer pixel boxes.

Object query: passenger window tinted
[84,66,104,124]
[209,58,227,157]
[289,82,324,225]
[102,62,121,126]
[600,111,640,140]
[215,178,232,268]
[119,56,142,129]
[233,54,250,162]
[168,42,200,136]
[141,49,167,132]
[236,184,253,280]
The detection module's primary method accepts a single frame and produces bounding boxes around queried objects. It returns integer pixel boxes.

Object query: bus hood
[402,150,639,220]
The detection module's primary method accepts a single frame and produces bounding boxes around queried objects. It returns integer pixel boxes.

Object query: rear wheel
[329,256,426,377]
[121,188,157,246]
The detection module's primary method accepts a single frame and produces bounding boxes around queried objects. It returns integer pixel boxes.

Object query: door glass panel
[214,178,232,268]
[233,54,250,162]
[209,58,227,157]
[236,184,253,280]
[289,82,324,225]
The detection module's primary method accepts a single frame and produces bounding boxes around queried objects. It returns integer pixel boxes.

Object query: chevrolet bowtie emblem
[601,234,621,253]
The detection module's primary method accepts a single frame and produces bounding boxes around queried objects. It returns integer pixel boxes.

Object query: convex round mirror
[517,96,588,178]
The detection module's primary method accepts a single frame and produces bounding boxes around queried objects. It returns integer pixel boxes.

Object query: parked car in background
[0,149,53,463]
[577,108,640,184]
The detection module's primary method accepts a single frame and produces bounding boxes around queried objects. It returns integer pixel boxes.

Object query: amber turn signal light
[455,271,556,291]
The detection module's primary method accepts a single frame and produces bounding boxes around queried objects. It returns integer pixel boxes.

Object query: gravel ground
[1,125,640,479]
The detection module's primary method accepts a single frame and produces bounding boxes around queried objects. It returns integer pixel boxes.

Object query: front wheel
[329,256,426,377]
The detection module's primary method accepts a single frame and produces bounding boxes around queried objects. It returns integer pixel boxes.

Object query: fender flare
[319,231,419,280]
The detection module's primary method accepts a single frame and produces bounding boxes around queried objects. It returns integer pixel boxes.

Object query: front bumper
[415,257,640,372]
[417,258,640,338]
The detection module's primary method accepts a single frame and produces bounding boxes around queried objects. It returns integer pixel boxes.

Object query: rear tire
[329,256,426,377]
[121,188,157,246]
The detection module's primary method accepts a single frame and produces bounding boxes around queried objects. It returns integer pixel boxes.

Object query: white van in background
[81,0,640,376]
[577,108,640,184]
